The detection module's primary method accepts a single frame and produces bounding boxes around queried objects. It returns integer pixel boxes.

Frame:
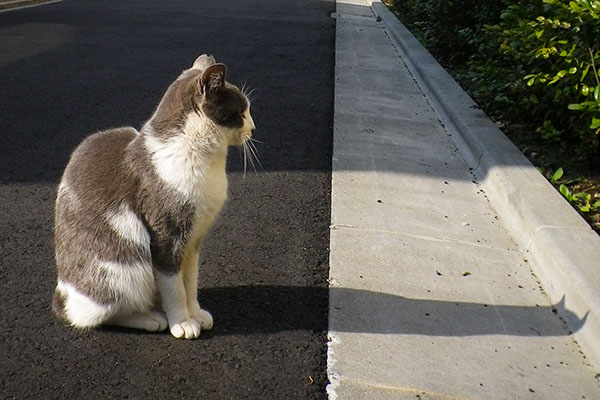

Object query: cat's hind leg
[107,311,168,332]
[55,281,114,329]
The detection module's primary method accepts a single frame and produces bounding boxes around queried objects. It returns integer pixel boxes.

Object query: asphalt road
[0,1,334,398]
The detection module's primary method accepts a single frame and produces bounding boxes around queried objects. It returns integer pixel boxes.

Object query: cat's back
[61,127,138,198]
[69,126,137,161]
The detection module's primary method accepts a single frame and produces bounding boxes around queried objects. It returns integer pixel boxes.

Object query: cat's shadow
[196,286,585,338]
[99,324,218,339]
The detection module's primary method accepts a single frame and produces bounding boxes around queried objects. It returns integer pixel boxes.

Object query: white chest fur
[143,117,228,206]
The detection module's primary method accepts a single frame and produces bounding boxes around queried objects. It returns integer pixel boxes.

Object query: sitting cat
[52,54,255,339]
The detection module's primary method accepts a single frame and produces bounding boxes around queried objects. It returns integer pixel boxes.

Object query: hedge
[389,0,600,160]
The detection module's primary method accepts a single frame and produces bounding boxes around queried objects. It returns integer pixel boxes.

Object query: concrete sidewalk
[327,0,600,399]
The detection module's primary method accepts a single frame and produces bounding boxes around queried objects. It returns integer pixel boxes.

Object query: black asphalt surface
[0,1,334,398]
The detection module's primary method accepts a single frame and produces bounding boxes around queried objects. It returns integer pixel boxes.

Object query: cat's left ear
[200,63,227,95]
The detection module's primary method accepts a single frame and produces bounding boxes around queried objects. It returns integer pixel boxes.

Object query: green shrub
[387,0,600,159]
[389,0,508,65]
[490,0,600,152]
[463,3,546,124]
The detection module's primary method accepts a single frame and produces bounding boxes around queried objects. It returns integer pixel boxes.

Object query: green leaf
[569,66,577,74]
[581,101,599,108]
[592,200,600,209]
[581,85,590,96]
[573,192,591,201]
[559,184,571,199]
[591,118,600,129]
[568,103,585,110]
[551,168,564,183]
[579,203,591,212]
[594,86,599,102]
[581,64,591,81]
[549,70,568,84]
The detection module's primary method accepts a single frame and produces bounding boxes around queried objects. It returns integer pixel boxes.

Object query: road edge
[0,0,64,12]
[369,0,600,369]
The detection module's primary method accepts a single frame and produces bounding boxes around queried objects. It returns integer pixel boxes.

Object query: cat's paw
[170,319,201,339]
[148,311,168,332]
[191,309,213,330]
[107,311,168,332]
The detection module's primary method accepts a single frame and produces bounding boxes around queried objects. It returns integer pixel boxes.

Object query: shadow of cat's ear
[200,63,227,95]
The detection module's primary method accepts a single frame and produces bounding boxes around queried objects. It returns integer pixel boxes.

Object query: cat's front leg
[182,251,213,330]
[155,271,201,339]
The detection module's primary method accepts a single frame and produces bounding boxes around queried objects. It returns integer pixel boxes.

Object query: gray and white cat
[52,55,255,339]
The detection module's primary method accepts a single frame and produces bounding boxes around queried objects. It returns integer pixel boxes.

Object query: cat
[52,54,255,339]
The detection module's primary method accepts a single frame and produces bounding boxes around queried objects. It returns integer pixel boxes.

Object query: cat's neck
[141,111,228,158]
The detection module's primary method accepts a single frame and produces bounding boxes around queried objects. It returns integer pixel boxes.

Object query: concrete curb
[368,0,600,368]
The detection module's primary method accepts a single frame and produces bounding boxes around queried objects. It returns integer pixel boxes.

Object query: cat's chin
[229,133,252,147]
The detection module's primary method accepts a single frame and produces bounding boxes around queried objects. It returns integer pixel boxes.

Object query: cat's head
[148,55,255,148]
[195,62,255,146]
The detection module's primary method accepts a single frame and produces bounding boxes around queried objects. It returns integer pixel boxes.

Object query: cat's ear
[193,54,216,70]
[200,63,227,95]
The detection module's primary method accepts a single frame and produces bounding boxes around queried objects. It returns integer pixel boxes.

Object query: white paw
[147,311,168,332]
[170,319,201,339]
[191,309,213,330]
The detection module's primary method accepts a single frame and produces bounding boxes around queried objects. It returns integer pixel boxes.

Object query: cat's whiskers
[241,143,248,178]
[245,88,257,103]
[240,82,257,103]
[244,142,257,174]
[241,139,260,176]
[247,138,262,169]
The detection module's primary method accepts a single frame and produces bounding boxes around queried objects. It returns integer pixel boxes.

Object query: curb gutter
[369,0,600,369]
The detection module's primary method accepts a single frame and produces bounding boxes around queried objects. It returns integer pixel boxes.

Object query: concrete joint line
[522,224,593,255]
[330,223,521,252]
[531,224,593,240]
[334,12,375,21]
[337,377,472,400]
